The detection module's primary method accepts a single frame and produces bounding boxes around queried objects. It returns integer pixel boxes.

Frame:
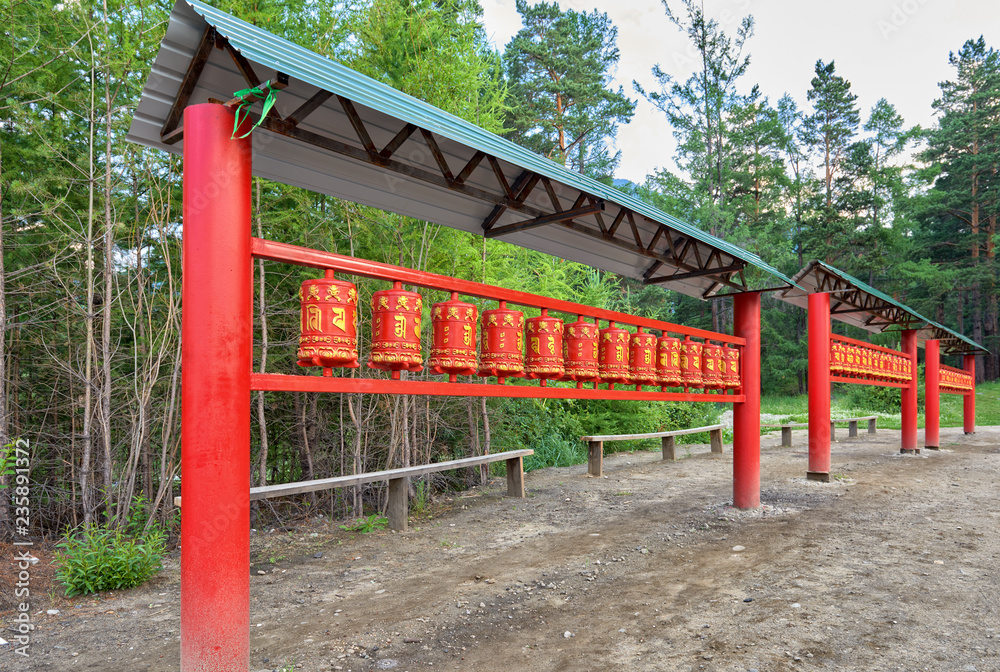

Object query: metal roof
[781,260,988,355]
[127,0,798,300]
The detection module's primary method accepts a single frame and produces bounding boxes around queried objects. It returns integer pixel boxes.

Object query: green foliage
[496,395,722,471]
[412,480,430,515]
[844,383,902,414]
[0,442,16,487]
[339,513,388,534]
[55,525,166,597]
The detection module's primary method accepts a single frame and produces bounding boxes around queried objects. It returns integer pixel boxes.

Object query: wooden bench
[762,416,877,447]
[174,449,533,532]
[580,424,724,477]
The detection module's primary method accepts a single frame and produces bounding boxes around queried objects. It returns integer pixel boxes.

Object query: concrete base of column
[806,471,831,483]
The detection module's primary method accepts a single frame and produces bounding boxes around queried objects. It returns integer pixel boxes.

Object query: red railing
[828,332,912,389]
[939,363,973,394]
[251,238,746,403]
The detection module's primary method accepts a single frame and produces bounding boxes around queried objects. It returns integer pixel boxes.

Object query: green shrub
[55,524,166,597]
[339,513,387,533]
[844,381,902,413]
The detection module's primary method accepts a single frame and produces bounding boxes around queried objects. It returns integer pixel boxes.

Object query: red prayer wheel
[656,335,682,388]
[702,343,724,390]
[722,346,740,389]
[368,283,423,372]
[525,310,564,380]
[297,270,360,369]
[830,340,846,376]
[561,317,599,383]
[478,301,524,380]
[428,293,477,379]
[598,322,631,385]
[629,329,658,387]
[845,345,858,376]
[680,338,704,389]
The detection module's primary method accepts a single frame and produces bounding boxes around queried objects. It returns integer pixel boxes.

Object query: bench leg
[661,435,676,461]
[710,429,723,454]
[387,477,408,532]
[781,427,792,447]
[868,418,877,434]
[849,420,858,438]
[506,456,525,498]
[588,441,603,477]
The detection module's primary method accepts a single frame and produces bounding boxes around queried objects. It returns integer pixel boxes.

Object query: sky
[480,0,1000,184]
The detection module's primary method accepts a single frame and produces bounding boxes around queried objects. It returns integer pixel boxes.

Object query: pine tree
[504,0,635,180]
[799,59,861,264]
[921,37,1000,378]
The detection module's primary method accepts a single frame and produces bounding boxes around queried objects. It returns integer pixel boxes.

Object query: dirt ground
[4,425,1000,672]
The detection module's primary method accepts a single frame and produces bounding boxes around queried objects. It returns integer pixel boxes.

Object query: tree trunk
[479,397,491,484]
[100,22,115,520]
[0,128,7,537]
[81,50,98,524]
[465,398,480,487]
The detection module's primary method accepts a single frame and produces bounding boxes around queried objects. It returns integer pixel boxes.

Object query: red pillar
[807,292,831,482]
[733,291,761,509]
[181,104,252,671]
[900,330,919,453]
[964,353,976,434]
[924,339,940,449]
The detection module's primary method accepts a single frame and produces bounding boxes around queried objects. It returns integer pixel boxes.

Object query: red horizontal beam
[250,373,745,403]
[830,375,910,389]
[940,388,973,396]
[830,332,904,357]
[251,238,744,345]
[940,363,969,375]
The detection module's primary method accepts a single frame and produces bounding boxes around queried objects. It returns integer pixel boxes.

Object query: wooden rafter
[160,26,216,141]
[485,202,605,238]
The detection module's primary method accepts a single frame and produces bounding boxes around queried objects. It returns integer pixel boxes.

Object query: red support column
[924,339,940,450]
[964,353,976,434]
[733,291,761,509]
[807,292,831,482]
[900,330,919,454]
[181,104,252,672]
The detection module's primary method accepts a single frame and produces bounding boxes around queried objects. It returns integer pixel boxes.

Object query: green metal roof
[781,260,988,354]
[127,0,798,299]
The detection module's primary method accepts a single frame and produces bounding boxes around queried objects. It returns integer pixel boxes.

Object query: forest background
[2,0,998,535]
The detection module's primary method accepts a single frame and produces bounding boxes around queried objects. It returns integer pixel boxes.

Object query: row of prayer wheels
[940,368,973,393]
[295,274,741,390]
[829,341,912,383]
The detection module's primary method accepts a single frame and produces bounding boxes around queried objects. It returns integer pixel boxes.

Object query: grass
[761,379,1000,430]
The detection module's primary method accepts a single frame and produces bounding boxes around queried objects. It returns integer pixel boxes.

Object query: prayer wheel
[722,346,740,389]
[598,322,631,385]
[830,340,846,376]
[525,310,564,380]
[428,293,478,379]
[656,335,683,388]
[845,345,859,376]
[561,317,600,383]
[680,338,704,389]
[368,283,423,372]
[629,329,658,387]
[297,270,359,369]
[702,343,724,390]
[478,301,524,379]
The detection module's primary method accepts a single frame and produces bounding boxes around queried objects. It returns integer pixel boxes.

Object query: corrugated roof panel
[127,0,799,299]
[782,260,989,354]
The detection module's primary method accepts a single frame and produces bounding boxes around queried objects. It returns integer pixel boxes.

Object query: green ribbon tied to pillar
[231,81,278,139]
